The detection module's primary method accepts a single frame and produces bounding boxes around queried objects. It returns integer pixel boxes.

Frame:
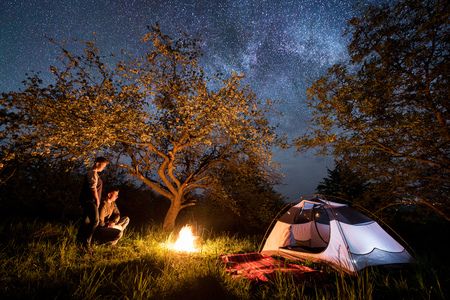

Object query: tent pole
[322,195,359,274]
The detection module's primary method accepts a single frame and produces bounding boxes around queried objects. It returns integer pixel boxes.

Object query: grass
[0,219,447,299]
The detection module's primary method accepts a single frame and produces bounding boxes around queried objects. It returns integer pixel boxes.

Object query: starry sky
[0,0,381,200]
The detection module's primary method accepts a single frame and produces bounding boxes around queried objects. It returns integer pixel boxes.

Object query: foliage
[294,0,449,220]
[191,158,286,234]
[0,219,447,299]
[316,162,369,203]
[0,156,85,221]
[0,24,284,230]
[315,163,442,223]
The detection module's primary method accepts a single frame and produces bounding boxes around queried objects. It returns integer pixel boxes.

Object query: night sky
[0,0,381,200]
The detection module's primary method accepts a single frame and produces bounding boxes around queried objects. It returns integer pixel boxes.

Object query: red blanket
[221,253,325,285]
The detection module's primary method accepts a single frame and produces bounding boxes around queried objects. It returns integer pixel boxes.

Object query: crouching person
[93,187,130,246]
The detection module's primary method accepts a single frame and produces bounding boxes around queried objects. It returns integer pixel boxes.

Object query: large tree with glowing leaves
[294,0,449,220]
[0,25,283,230]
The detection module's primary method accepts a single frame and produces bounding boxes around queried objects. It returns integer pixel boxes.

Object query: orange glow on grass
[172,226,197,252]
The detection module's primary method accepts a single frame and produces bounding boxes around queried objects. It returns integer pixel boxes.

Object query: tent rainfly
[261,197,414,274]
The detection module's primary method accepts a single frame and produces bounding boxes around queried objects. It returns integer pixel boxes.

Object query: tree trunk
[162,195,182,231]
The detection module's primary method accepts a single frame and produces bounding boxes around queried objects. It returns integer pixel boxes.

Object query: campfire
[172,225,197,252]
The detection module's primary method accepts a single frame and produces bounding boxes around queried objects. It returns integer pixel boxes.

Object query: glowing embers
[172,225,197,252]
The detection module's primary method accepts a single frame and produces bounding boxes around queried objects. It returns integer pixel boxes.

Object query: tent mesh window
[331,207,374,225]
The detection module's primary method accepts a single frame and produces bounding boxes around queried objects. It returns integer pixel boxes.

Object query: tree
[200,157,285,234]
[315,163,398,221]
[0,155,86,221]
[1,25,283,230]
[293,0,449,220]
[316,162,368,203]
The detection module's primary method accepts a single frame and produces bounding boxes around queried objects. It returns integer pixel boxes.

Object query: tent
[261,197,414,274]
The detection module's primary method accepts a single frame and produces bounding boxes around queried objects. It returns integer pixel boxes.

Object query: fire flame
[172,225,197,252]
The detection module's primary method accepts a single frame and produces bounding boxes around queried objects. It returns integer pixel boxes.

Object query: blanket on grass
[220,253,326,285]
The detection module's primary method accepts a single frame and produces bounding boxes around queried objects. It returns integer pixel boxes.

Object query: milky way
[0,0,381,200]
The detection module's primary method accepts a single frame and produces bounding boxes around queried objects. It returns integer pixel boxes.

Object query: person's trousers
[77,202,99,247]
[117,216,130,230]
[93,216,130,245]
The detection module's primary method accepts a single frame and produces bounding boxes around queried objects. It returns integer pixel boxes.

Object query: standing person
[93,187,130,246]
[76,157,109,251]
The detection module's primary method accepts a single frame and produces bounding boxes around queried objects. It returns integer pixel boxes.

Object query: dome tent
[260,197,414,274]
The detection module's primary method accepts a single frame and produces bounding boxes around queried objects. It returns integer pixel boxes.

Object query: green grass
[0,219,447,299]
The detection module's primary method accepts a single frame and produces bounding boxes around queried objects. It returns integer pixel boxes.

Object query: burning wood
[172,225,197,252]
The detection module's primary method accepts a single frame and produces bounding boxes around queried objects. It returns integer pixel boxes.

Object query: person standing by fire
[76,157,109,252]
